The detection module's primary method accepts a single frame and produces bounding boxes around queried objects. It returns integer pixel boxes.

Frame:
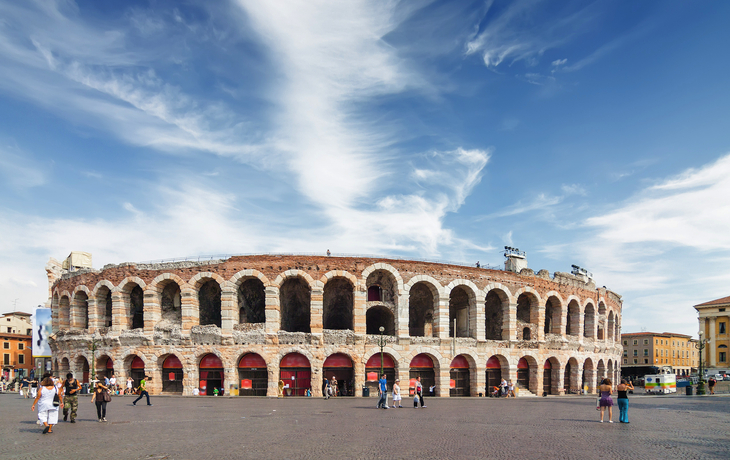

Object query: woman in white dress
[392,378,402,408]
[31,374,62,434]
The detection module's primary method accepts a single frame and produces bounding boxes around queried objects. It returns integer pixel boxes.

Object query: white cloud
[551,58,567,66]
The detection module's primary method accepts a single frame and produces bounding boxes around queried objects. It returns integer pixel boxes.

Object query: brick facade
[48,255,622,397]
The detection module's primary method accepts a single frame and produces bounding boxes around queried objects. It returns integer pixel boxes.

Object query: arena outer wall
[46,255,623,397]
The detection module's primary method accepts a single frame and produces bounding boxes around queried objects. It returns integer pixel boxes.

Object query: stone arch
[445,280,479,339]
[235,276,266,325]
[71,285,91,330]
[74,354,91,383]
[189,273,226,328]
[517,354,539,395]
[59,357,71,375]
[146,274,186,328]
[361,263,404,292]
[322,276,354,331]
[278,273,312,333]
[366,305,395,335]
[544,292,564,336]
[405,347,446,370]
[363,264,403,311]
[515,288,540,340]
[362,346,404,368]
[407,280,440,337]
[566,296,581,337]
[116,277,147,330]
[484,285,511,340]
[584,300,596,339]
[93,280,115,329]
[543,356,561,395]
[229,269,272,288]
[59,293,71,331]
[319,270,358,289]
[607,310,615,342]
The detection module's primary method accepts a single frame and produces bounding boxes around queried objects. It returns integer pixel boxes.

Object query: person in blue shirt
[377,374,389,409]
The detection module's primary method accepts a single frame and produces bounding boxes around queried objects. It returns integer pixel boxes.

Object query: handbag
[102,389,112,403]
[52,388,60,407]
[595,397,600,411]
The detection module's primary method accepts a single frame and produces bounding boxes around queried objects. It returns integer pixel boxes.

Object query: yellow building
[621,332,697,377]
[694,296,730,370]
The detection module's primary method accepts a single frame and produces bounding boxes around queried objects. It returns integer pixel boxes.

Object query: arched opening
[323,353,354,396]
[517,357,530,393]
[544,296,562,335]
[597,359,606,384]
[59,296,70,330]
[129,356,146,389]
[279,353,311,396]
[130,285,144,330]
[607,360,614,384]
[486,356,504,394]
[564,361,572,393]
[323,278,354,331]
[160,281,182,325]
[162,355,183,394]
[366,269,398,305]
[198,280,222,328]
[73,291,89,330]
[238,278,266,324]
[96,287,113,328]
[584,304,595,339]
[409,354,435,397]
[409,282,436,337]
[450,355,470,397]
[449,286,473,338]
[280,277,311,333]
[238,353,268,396]
[75,356,90,384]
[566,300,580,336]
[607,311,615,341]
[485,290,506,340]
[583,358,594,393]
[516,293,538,340]
[365,353,395,396]
[199,354,224,396]
[366,306,395,335]
[543,360,552,395]
[523,327,531,340]
[96,355,114,380]
[59,358,70,375]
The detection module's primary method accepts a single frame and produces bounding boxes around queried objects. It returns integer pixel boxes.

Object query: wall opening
[323,277,353,330]
[366,305,395,335]
[485,291,505,341]
[280,277,311,333]
[409,282,435,337]
[130,285,144,330]
[365,270,397,305]
[160,281,182,325]
[566,300,580,336]
[198,280,222,327]
[449,286,471,338]
[238,278,266,324]
[584,304,595,339]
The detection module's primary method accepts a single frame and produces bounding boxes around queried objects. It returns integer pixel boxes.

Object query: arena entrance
[199,354,224,396]
[238,353,268,396]
[280,353,311,396]
[517,357,530,393]
[98,356,113,380]
[450,355,470,396]
[322,353,354,396]
[77,356,90,384]
[543,360,552,395]
[130,356,145,388]
[486,356,502,395]
[365,353,395,396]
[409,354,435,396]
[162,355,183,394]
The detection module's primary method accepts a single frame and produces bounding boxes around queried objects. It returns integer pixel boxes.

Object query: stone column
[87,298,99,332]
[560,304,568,338]
[143,289,160,335]
[111,292,125,332]
[353,284,367,335]
[353,359,365,397]
[180,287,198,333]
[224,366,238,397]
[311,366,323,398]
[220,285,236,335]
[537,304,546,342]
[267,363,279,397]
[474,293,485,341]
[554,364,565,395]
[397,293,409,338]
[473,364,485,397]
[436,298,450,339]
[264,286,280,335]
[504,303,517,341]
[310,286,324,335]
[709,319,717,367]
[437,365,450,398]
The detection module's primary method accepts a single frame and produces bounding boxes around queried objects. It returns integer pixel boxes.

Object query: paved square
[1,393,728,459]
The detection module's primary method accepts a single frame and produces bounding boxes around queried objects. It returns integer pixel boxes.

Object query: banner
[32,308,52,357]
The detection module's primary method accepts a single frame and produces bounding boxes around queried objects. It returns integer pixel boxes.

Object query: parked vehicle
[644,374,676,394]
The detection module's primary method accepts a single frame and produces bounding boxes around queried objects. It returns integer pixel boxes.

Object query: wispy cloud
[0,145,46,190]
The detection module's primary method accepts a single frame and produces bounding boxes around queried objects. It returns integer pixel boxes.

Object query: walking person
[392,378,402,408]
[30,377,39,399]
[330,376,338,397]
[92,379,111,422]
[377,374,389,409]
[598,378,614,423]
[323,377,331,400]
[414,376,426,408]
[31,373,62,434]
[61,373,80,423]
[500,378,508,397]
[508,380,516,398]
[132,375,152,406]
[20,376,30,398]
[126,377,133,395]
[616,379,634,423]
[708,377,717,395]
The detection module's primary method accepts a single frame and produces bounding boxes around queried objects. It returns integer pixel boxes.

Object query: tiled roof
[694,295,730,307]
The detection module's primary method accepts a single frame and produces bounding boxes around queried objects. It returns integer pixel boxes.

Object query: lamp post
[378,326,385,376]
[696,331,710,395]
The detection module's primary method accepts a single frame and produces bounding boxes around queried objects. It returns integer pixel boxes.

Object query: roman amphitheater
[46,253,622,397]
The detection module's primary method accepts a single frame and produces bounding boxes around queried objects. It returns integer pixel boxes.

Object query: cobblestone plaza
[2,393,728,459]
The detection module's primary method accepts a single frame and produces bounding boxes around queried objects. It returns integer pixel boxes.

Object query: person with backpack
[61,373,80,423]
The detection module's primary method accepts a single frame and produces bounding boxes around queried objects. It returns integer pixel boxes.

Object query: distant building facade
[694,295,730,370]
[621,332,697,378]
[1,312,33,380]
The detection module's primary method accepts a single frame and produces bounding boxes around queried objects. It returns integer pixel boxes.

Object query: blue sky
[1,0,729,338]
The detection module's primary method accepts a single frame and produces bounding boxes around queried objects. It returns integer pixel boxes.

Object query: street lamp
[696,331,711,395]
[378,326,385,376]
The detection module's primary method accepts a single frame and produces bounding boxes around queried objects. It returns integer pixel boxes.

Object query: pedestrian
[109,374,117,394]
[326,249,331,257]
[429,385,435,396]
[508,380,516,398]
[61,372,80,423]
[476,261,480,268]
[708,377,717,395]
[500,378,508,397]
[323,377,331,399]
[392,378,402,408]
[414,376,426,408]
[616,379,634,423]
[31,373,62,434]
[92,378,110,422]
[598,378,614,423]
[30,377,39,398]
[377,374,389,409]
[331,376,338,397]
[20,376,30,398]
[126,377,133,395]
[278,379,284,398]
[132,375,152,406]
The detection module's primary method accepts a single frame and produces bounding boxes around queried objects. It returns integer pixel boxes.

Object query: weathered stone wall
[49,255,623,398]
